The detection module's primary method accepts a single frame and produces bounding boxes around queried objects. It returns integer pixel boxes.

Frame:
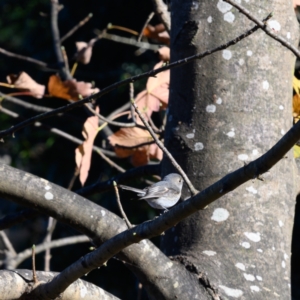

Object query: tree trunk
[162,0,299,298]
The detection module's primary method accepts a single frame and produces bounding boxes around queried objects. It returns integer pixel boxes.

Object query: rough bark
[161,0,298,299]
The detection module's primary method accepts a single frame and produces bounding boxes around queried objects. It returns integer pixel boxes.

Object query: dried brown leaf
[6,72,45,98]
[143,24,170,45]
[75,107,99,186]
[75,38,97,64]
[48,75,99,101]
[158,47,170,61]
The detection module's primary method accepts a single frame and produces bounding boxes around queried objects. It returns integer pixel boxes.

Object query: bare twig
[100,32,160,50]
[114,140,156,149]
[0,231,17,256]
[60,13,93,43]
[32,245,38,283]
[137,12,155,42]
[9,236,89,269]
[0,47,56,70]
[224,0,300,59]
[113,181,132,228]
[77,163,160,196]
[151,0,171,33]
[51,0,71,80]
[0,18,268,139]
[61,46,70,72]
[95,148,126,173]
[131,101,198,195]
[0,107,116,158]
[43,217,57,272]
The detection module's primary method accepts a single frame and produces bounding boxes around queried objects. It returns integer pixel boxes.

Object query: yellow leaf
[293,76,300,96]
[294,144,300,158]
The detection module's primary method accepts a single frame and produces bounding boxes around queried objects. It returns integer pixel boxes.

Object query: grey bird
[119,173,183,210]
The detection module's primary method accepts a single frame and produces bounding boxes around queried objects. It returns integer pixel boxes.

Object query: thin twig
[137,12,155,42]
[0,231,17,256]
[224,0,300,59]
[0,106,116,158]
[32,245,38,283]
[0,47,56,70]
[60,13,93,43]
[113,181,132,228]
[0,18,267,139]
[129,83,136,123]
[131,101,198,195]
[100,32,160,50]
[61,46,70,72]
[50,0,71,80]
[151,0,171,33]
[11,236,89,268]
[43,217,57,272]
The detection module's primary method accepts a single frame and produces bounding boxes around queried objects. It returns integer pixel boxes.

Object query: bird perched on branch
[119,173,183,211]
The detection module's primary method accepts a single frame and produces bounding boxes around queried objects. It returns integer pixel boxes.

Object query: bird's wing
[139,183,179,200]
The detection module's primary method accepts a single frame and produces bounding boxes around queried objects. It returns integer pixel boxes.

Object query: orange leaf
[143,24,170,45]
[108,126,162,166]
[75,107,99,186]
[6,72,45,98]
[48,75,99,101]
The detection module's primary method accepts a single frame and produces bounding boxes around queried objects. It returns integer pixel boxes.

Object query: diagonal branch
[33,115,300,299]
[0,14,271,139]
[224,0,300,59]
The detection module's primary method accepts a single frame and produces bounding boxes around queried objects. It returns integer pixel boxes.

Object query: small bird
[119,173,183,210]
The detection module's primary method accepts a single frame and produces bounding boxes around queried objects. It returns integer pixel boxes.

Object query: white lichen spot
[281,129,285,135]
[287,32,291,39]
[90,215,94,218]
[272,246,275,251]
[241,242,251,249]
[239,58,244,66]
[284,253,289,260]
[211,208,229,222]
[194,142,204,151]
[186,133,195,139]
[247,50,253,56]
[80,285,88,297]
[40,178,49,184]
[45,185,51,190]
[282,261,286,268]
[262,81,269,90]
[101,210,106,217]
[238,154,248,161]
[207,16,212,23]
[224,11,235,23]
[268,20,281,32]
[244,232,261,242]
[257,249,263,253]
[279,220,284,227]
[244,273,255,281]
[279,105,284,110]
[206,104,216,113]
[226,130,235,138]
[216,97,222,104]
[222,49,232,60]
[217,0,232,13]
[219,285,243,298]
[235,263,245,271]
[173,282,179,288]
[252,149,259,156]
[246,186,257,194]
[250,286,260,292]
[192,1,199,10]
[256,276,262,281]
[203,250,217,256]
[44,192,54,200]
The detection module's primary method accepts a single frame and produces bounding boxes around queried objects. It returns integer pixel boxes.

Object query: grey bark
[161,0,299,299]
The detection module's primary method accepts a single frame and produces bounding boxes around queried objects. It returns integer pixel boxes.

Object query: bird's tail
[118,185,145,196]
